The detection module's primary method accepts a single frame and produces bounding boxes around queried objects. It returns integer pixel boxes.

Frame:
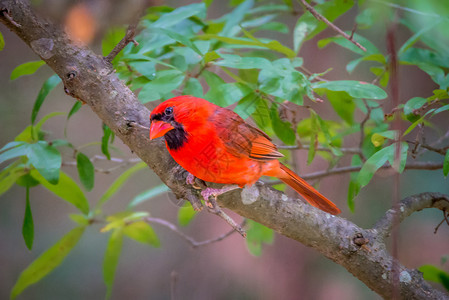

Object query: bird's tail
[278,163,341,215]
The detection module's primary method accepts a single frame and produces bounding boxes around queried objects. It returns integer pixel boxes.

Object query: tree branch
[145,217,244,248]
[298,0,367,52]
[105,22,139,62]
[373,192,449,241]
[1,1,447,298]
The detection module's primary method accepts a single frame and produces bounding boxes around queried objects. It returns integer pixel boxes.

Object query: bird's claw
[186,173,202,190]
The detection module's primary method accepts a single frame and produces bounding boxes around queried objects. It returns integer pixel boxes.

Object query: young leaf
[0,143,29,165]
[246,220,274,256]
[183,77,204,98]
[444,149,449,177]
[419,265,449,291]
[27,141,62,184]
[76,152,95,191]
[138,70,185,103]
[403,97,427,116]
[357,145,394,187]
[22,187,34,250]
[31,74,62,124]
[30,169,90,215]
[103,228,124,299]
[0,165,27,197]
[313,80,387,100]
[127,184,169,209]
[123,221,160,247]
[101,124,114,160]
[151,3,206,29]
[178,202,198,226]
[0,31,4,51]
[10,226,85,300]
[67,101,83,120]
[10,60,46,81]
[97,162,147,208]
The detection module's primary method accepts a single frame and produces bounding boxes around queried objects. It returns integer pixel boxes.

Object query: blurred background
[1,0,448,299]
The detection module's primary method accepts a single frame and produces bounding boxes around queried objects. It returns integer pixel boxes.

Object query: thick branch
[1,1,447,299]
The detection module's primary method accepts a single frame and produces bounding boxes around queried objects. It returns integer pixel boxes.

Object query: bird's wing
[210,107,284,161]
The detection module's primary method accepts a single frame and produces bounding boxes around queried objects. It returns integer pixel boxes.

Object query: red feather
[150,96,341,215]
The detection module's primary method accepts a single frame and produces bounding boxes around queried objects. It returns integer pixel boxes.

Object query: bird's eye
[164,106,174,116]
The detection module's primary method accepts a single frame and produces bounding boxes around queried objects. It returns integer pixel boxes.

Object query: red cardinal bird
[149,95,340,215]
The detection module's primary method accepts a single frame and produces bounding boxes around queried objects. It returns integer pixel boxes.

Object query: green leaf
[419,265,449,291]
[178,202,198,226]
[203,51,220,64]
[76,152,95,191]
[10,226,85,300]
[325,90,355,124]
[69,214,89,226]
[313,80,387,100]
[10,60,46,81]
[183,77,203,98]
[128,61,156,80]
[67,101,83,120]
[444,149,449,177]
[198,33,295,58]
[357,145,394,187]
[0,143,29,165]
[138,70,185,103]
[234,93,260,119]
[151,3,206,29]
[318,33,379,56]
[404,97,427,116]
[153,28,202,55]
[214,53,271,69]
[103,228,124,299]
[101,124,114,160]
[347,154,362,213]
[127,184,169,209]
[123,221,160,247]
[293,0,354,52]
[22,187,34,250]
[205,82,252,107]
[102,211,149,233]
[221,0,254,36]
[97,162,147,208]
[27,141,61,184]
[0,31,4,51]
[30,169,90,214]
[270,103,296,145]
[102,27,126,57]
[246,220,274,256]
[0,165,27,197]
[31,74,62,124]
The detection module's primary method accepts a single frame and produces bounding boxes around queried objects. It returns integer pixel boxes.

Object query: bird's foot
[186,173,202,190]
[201,185,246,238]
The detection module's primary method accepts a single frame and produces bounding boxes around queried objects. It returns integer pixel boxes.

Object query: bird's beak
[149,120,174,140]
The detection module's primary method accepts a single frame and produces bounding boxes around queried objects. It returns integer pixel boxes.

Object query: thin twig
[359,99,371,161]
[407,140,449,156]
[265,161,444,184]
[299,0,367,52]
[145,217,244,248]
[62,155,141,173]
[277,144,361,155]
[105,22,139,62]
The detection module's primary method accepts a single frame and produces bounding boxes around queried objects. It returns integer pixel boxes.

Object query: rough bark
[1,1,448,298]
